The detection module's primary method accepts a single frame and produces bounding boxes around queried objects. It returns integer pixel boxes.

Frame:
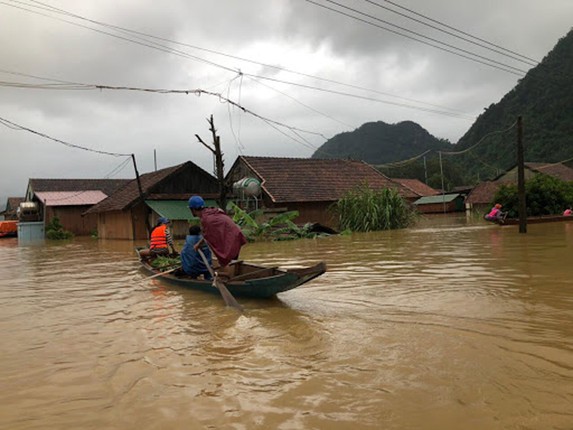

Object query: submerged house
[85,161,219,240]
[390,178,439,199]
[465,162,573,212]
[226,156,417,228]
[1,197,25,220]
[24,179,129,236]
[413,193,465,214]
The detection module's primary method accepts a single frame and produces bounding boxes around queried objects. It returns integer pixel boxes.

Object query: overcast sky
[1,0,572,208]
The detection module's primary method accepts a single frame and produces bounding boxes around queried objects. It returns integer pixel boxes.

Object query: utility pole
[439,151,446,213]
[154,149,157,171]
[195,115,228,211]
[423,155,428,184]
[517,116,527,233]
[131,153,151,236]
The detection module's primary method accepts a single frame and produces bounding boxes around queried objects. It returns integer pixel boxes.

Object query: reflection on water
[1,216,573,429]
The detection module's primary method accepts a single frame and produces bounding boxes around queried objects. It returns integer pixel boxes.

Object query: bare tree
[195,115,228,210]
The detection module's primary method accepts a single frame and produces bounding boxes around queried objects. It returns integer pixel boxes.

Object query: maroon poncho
[200,208,247,266]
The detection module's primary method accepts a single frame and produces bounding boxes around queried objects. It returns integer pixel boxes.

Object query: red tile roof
[85,163,187,214]
[85,161,219,214]
[235,156,417,202]
[465,181,500,205]
[391,178,439,197]
[526,162,573,182]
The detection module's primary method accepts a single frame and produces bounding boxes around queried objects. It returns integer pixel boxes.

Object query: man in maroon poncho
[188,195,247,274]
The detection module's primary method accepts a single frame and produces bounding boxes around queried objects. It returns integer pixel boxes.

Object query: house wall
[97,210,134,240]
[289,201,338,227]
[45,205,99,236]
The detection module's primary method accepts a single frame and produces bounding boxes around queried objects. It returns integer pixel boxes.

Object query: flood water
[1,215,573,430]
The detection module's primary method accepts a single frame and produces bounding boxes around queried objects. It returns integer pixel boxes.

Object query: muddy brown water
[1,215,573,429]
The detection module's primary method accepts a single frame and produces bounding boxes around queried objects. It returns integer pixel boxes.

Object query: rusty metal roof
[29,178,129,195]
[35,191,108,206]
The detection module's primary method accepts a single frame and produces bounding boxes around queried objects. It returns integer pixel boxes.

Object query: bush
[229,202,326,241]
[45,217,74,240]
[493,174,573,217]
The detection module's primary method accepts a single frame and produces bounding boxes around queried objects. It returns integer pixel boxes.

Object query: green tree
[493,174,573,217]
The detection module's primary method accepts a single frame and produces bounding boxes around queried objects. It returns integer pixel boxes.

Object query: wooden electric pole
[517,116,527,233]
[195,115,228,211]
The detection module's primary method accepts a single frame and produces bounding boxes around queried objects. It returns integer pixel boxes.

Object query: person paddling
[188,195,247,277]
[485,203,506,224]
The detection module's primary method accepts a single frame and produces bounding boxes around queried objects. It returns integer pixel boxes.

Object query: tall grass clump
[334,185,416,232]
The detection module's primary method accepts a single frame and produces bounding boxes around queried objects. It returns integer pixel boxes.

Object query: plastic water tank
[233,177,261,197]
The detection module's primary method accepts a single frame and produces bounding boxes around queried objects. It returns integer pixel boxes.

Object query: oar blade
[214,278,244,312]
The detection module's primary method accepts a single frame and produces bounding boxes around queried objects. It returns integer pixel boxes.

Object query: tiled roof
[7,197,25,211]
[35,191,108,207]
[29,178,129,195]
[467,162,573,206]
[391,178,439,197]
[236,156,417,202]
[526,162,573,182]
[85,163,187,214]
[465,181,499,205]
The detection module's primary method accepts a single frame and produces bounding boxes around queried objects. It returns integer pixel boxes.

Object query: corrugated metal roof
[29,179,129,195]
[414,194,461,205]
[35,191,108,206]
[145,199,218,221]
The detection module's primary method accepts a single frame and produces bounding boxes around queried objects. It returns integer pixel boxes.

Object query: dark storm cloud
[1,0,572,208]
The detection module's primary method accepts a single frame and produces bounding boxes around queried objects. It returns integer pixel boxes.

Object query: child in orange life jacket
[140,217,178,258]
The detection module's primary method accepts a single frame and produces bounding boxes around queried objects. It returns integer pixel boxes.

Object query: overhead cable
[360,0,538,66]
[0,115,132,156]
[1,0,474,119]
[307,0,527,76]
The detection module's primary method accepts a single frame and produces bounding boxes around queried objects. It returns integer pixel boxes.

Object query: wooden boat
[136,248,326,299]
[501,214,573,225]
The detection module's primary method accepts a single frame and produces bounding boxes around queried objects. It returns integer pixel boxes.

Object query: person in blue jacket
[181,225,212,280]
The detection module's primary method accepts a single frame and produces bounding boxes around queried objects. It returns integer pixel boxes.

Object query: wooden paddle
[197,248,244,312]
[147,266,180,280]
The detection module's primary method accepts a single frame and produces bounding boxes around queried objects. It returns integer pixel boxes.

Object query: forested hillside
[454,28,573,179]
[311,120,452,164]
[311,28,573,187]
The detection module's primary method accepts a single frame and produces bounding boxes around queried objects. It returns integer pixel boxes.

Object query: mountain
[454,28,573,178]
[312,28,573,185]
[311,120,452,164]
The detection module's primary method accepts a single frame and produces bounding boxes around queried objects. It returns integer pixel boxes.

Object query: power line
[0,0,476,119]
[439,121,517,155]
[376,0,539,64]
[359,0,538,66]
[0,115,132,156]
[307,0,527,76]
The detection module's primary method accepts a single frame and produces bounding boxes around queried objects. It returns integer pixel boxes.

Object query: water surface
[1,215,573,429]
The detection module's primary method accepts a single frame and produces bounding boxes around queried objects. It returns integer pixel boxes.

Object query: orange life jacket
[150,225,168,249]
